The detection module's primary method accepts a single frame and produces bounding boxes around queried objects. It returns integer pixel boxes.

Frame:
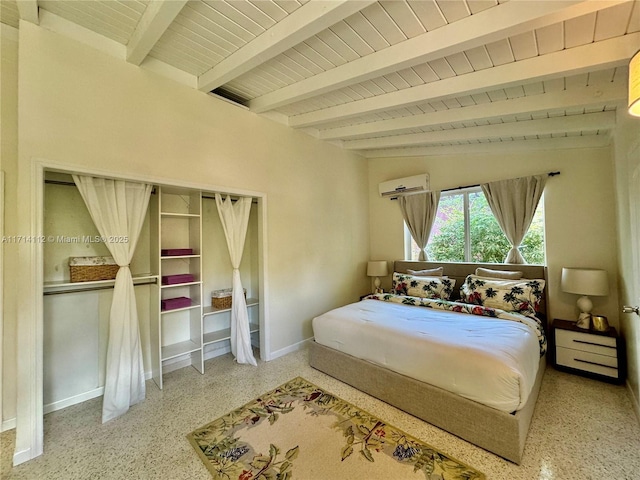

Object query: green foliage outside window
[418,191,545,264]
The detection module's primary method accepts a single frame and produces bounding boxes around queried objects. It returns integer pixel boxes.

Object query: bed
[309,261,548,464]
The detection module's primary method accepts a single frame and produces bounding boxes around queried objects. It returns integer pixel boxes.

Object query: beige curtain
[72,175,152,422]
[481,175,547,264]
[398,191,441,261]
[215,195,257,366]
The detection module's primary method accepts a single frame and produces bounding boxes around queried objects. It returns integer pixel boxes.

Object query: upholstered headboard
[393,261,549,328]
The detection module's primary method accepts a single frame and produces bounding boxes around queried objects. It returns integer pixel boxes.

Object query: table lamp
[561,267,609,329]
[367,261,388,294]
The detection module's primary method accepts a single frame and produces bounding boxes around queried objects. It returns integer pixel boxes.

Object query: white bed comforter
[312,298,542,413]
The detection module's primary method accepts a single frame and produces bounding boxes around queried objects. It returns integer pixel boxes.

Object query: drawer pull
[574,358,617,370]
[572,339,615,349]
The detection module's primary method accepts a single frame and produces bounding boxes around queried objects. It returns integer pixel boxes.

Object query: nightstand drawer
[555,328,617,357]
[556,347,618,378]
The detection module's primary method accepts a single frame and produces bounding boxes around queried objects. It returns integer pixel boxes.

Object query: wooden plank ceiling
[3,0,638,157]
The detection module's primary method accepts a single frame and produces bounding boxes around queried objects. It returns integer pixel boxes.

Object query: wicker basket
[212,288,246,309]
[69,256,119,282]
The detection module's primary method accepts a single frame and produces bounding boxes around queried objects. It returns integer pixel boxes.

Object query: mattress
[312,298,542,413]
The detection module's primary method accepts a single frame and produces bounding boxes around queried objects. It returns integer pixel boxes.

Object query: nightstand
[552,319,625,384]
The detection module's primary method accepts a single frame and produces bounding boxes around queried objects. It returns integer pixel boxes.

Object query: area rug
[187,377,485,479]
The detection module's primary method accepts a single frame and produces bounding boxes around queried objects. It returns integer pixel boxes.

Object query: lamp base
[575,295,593,329]
[575,312,591,329]
[373,277,382,294]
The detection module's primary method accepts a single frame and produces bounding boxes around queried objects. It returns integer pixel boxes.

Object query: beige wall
[3,22,370,426]
[368,147,620,325]
[613,108,640,417]
[1,26,19,429]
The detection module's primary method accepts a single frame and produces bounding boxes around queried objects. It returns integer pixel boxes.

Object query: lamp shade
[561,268,609,296]
[630,50,640,117]
[367,261,389,277]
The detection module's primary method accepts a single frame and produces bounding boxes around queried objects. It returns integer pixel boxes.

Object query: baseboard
[268,337,312,361]
[13,446,36,466]
[44,387,104,415]
[1,417,16,432]
[41,371,155,415]
[627,380,640,424]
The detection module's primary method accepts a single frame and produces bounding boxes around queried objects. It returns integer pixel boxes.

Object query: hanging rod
[44,179,76,186]
[45,179,158,194]
[441,171,560,193]
[44,180,258,203]
[43,279,157,296]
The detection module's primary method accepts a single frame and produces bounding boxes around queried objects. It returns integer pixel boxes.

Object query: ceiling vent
[210,88,249,108]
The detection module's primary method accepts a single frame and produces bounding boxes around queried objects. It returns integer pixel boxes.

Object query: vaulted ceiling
[2,0,638,157]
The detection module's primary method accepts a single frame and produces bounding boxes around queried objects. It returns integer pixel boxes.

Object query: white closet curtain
[481,174,547,264]
[73,175,152,422]
[215,195,257,366]
[398,191,441,261]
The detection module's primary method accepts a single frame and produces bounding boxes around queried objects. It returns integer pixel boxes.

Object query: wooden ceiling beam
[363,135,612,158]
[197,0,377,93]
[127,0,188,66]
[319,83,626,140]
[289,33,639,128]
[342,111,616,150]
[249,0,627,113]
[17,0,39,25]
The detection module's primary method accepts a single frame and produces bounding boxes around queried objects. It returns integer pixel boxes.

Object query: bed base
[309,340,546,464]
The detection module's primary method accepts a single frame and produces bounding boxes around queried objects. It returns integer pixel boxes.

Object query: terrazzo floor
[2,346,639,479]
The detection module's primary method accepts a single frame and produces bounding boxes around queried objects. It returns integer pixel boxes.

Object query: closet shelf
[43,274,158,293]
[203,298,259,317]
[203,324,259,346]
[161,255,200,260]
[161,340,201,361]
[161,212,200,218]
[160,281,201,289]
[160,304,201,314]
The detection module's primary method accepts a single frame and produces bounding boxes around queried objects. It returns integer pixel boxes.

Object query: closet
[42,173,262,412]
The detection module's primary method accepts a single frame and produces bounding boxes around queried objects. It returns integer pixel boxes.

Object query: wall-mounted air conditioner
[378,174,429,198]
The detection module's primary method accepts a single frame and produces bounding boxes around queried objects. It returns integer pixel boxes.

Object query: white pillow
[475,267,523,280]
[407,267,444,277]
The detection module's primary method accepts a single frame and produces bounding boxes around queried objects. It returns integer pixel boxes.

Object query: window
[406,187,545,264]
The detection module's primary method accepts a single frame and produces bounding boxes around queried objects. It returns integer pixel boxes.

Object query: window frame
[404,187,545,264]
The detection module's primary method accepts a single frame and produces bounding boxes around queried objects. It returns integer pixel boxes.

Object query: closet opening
[40,168,268,417]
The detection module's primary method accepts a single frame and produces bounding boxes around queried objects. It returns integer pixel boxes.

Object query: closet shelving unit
[202,300,260,346]
[151,187,203,389]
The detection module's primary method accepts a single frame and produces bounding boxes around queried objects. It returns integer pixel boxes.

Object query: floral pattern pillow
[392,272,456,300]
[460,274,545,316]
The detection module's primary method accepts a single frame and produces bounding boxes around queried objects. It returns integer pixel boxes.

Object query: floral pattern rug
[187,377,485,480]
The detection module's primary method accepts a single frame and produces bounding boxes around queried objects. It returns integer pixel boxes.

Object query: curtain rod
[202,194,259,204]
[442,171,560,193]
